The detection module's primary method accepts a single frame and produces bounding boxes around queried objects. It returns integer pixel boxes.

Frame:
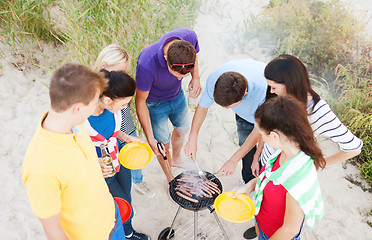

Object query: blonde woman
[93,44,152,240]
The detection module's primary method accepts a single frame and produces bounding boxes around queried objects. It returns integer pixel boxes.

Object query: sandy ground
[0,0,371,239]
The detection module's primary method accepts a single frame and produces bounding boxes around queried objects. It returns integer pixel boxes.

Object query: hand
[98,158,113,178]
[232,178,257,198]
[125,134,144,143]
[184,139,197,161]
[217,159,238,176]
[187,77,201,99]
[251,156,260,177]
[232,184,250,198]
[148,138,165,157]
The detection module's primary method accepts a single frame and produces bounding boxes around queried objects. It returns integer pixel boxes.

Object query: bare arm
[135,89,163,156]
[232,177,258,198]
[117,131,144,143]
[251,136,264,177]
[188,55,201,98]
[218,128,261,175]
[39,212,69,240]
[269,193,304,240]
[325,149,361,166]
[184,104,208,161]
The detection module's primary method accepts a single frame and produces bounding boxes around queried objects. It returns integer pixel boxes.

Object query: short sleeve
[24,173,62,218]
[198,72,217,108]
[187,30,200,53]
[135,65,155,92]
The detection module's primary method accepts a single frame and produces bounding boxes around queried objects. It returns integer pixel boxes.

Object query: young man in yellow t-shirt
[22,63,125,240]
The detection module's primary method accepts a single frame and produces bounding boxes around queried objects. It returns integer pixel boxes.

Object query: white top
[260,98,363,165]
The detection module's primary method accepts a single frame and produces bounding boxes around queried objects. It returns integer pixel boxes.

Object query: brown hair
[167,40,196,74]
[214,72,248,107]
[50,63,107,112]
[255,96,325,170]
[264,54,320,110]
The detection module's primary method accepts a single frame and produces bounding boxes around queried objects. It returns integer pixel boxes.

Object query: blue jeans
[105,165,133,236]
[131,169,143,184]
[257,219,304,240]
[236,114,257,183]
[110,201,125,240]
[146,89,188,144]
[121,131,143,184]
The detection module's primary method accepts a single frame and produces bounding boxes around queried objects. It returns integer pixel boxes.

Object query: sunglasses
[169,63,195,73]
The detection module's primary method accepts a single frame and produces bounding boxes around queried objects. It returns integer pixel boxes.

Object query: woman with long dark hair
[258,54,362,166]
[242,54,362,239]
[234,96,326,240]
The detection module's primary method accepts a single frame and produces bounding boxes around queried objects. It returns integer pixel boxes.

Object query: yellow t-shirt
[22,112,115,240]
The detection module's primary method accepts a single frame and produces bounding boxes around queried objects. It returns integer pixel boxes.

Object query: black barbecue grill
[169,171,223,211]
[157,143,229,240]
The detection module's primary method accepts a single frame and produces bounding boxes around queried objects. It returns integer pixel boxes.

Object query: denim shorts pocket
[146,101,160,108]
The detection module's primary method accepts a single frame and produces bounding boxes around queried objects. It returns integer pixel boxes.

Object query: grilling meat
[176,191,199,203]
[175,172,220,203]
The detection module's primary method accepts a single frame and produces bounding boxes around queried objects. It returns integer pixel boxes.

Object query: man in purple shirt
[135,28,201,182]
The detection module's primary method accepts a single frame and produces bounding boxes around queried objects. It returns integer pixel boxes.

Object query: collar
[157,36,179,68]
[37,111,82,145]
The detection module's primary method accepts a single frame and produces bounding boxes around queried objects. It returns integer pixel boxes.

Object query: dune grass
[247,0,372,186]
[0,0,198,73]
[0,0,66,44]
[331,62,372,186]
[257,0,368,75]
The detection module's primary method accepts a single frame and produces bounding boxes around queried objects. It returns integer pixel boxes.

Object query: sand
[0,0,371,239]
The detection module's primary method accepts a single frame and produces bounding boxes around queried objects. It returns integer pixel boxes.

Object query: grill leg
[194,211,198,240]
[167,206,181,239]
[212,211,229,240]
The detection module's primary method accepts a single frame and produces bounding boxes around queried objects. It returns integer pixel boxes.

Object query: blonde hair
[93,44,129,72]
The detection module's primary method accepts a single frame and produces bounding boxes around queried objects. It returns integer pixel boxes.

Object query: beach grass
[245,0,372,185]
[331,62,372,186]
[257,0,368,75]
[1,0,198,72]
[0,0,66,45]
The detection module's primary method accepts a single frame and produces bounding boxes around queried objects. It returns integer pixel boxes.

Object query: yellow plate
[214,191,255,223]
[119,142,153,170]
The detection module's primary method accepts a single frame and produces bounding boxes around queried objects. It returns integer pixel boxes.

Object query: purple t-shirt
[136,28,200,102]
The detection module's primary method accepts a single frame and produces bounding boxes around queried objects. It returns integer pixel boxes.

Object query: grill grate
[169,170,223,211]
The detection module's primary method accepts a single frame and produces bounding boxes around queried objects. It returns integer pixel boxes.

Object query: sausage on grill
[176,191,199,203]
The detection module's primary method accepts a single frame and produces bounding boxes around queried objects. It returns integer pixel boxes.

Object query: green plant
[331,62,372,185]
[258,0,366,75]
[50,0,197,73]
[0,0,67,44]
[250,0,372,186]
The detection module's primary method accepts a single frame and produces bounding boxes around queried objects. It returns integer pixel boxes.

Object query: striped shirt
[260,98,363,165]
[118,105,136,145]
[255,150,324,229]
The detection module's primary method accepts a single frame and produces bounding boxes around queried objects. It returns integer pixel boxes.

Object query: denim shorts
[146,90,189,144]
[257,218,304,240]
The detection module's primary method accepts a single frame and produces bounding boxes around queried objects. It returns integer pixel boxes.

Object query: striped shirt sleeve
[260,98,363,165]
[118,105,136,145]
[308,99,363,151]
[260,144,275,166]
